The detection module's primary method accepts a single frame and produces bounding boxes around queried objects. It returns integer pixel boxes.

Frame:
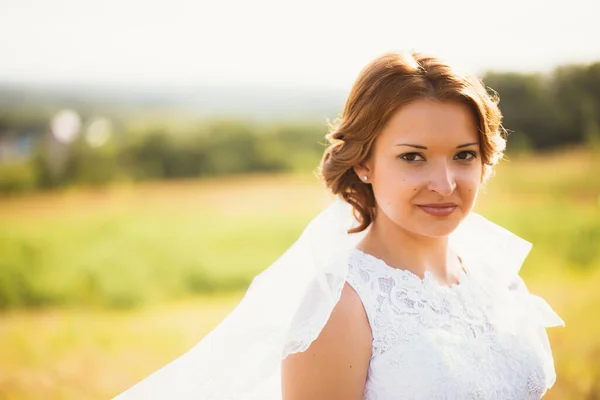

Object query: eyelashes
[399,152,425,162]
[454,150,478,161]
[398,151,478,163]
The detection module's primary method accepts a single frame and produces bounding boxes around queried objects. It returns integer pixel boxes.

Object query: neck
[356,211,463,285]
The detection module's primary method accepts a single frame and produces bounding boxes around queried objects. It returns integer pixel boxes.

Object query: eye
[454,150,477,161]
[399,152,425,162]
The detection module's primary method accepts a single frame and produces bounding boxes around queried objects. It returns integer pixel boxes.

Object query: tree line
[484,62,600,150]
[0,60,599,193]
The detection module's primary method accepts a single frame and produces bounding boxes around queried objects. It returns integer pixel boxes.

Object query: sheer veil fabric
[114,198,564,400]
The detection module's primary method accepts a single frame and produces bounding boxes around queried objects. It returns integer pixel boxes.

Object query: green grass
[478,149,600,279]
[0,148,599,399]
[0,174,328,308]
[0,294,243,399]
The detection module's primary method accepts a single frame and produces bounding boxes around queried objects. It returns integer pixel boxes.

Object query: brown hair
[318,51,506,233]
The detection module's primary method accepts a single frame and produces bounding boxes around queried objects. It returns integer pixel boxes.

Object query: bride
[114,51,564,399]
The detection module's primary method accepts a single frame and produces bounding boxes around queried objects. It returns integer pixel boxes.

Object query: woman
[115,51,564,399]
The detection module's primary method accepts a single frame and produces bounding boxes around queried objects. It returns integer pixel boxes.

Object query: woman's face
[354,99,483,238]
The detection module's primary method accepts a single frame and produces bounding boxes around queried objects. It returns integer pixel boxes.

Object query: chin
[421,225,459,238]
[413,214,464,238]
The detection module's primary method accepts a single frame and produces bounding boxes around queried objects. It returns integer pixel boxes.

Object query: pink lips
[417,203,457,217]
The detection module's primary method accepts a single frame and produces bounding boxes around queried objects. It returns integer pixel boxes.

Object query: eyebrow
[395,142,479,149]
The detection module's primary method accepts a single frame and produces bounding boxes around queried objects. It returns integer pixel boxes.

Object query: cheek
[373,178,420,215]
[373,169,428,211]
[374,164,418,193]
[457,170,481,201]
[389,175,421,198]
[394,170,427,189]
[457,165,482,185]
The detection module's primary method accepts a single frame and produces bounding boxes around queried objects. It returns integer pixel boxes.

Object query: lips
[417,203,458,217]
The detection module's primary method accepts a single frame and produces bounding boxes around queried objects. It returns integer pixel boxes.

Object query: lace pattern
[346,248,557,400]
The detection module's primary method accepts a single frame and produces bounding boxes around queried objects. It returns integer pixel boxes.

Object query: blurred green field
[0,174,330,309]
[0,148,599,399]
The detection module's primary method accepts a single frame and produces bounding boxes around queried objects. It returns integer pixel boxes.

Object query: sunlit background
[0,0,599,398]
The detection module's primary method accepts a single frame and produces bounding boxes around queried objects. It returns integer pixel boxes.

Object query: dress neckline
[349,247,469,291]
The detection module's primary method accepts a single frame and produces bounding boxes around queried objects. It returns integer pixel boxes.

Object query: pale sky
[0,0,598,89]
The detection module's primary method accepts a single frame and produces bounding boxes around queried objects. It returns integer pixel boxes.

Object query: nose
[427,161,457,196]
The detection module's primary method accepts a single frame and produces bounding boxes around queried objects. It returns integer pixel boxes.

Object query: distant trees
[483,61,600,150]
[0,60,599,193]
[0,119,328,193]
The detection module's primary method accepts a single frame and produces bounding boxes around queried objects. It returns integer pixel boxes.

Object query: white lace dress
[345,247,563,400]
[112,202,564,400]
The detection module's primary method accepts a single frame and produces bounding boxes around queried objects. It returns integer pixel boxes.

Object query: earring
[362,176,368,182]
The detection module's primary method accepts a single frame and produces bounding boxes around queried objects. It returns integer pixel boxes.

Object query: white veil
[114,197,564,400]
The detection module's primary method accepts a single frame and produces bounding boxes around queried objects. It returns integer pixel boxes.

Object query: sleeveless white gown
[113,200,564,400]
[345,247,562,400]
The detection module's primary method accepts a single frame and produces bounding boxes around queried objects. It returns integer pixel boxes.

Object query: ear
[353,161,372,182]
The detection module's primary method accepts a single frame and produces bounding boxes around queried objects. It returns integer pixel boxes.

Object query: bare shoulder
[281,282,372,400]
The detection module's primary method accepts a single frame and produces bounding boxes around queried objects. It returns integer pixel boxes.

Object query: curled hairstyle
[318,51,507,233]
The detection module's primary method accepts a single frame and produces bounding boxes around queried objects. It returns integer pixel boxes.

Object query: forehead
[377,99,479,147]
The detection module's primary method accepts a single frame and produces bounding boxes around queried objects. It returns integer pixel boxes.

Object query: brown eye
[455,151,477,161]
[399,152,425,162]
